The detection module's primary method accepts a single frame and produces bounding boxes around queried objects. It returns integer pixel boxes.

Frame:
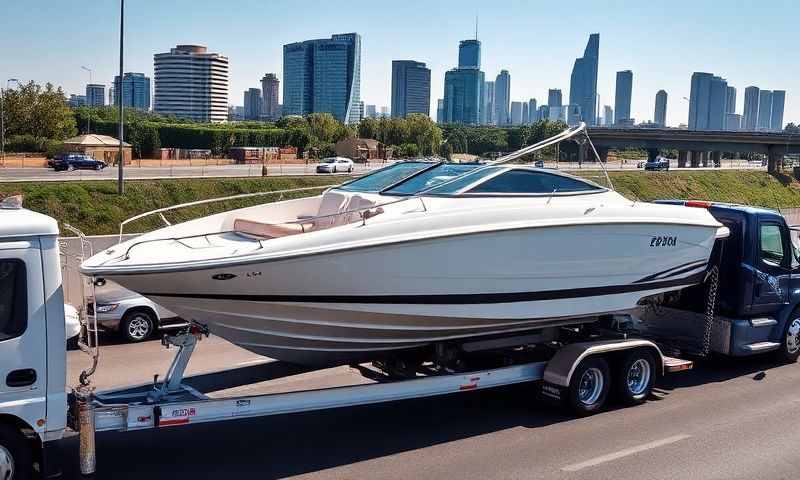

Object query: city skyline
[4,0,798,128]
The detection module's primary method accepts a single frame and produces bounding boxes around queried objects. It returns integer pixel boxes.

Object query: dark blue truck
[643,200,800,362]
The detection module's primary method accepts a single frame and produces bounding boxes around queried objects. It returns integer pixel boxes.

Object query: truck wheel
[776,317,800,363]
[567,356,610,416]
[121,311,155,343]
[615,350,656,406]
[0,424,32,480]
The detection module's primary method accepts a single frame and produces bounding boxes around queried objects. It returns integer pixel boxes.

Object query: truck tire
[120,310,155,343]
[567,356,610,416]
[614,350,656,406]
[776,316,800,364]
[0,423,32,480]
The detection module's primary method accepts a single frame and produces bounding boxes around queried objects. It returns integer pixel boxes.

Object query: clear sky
[3,0,797,127]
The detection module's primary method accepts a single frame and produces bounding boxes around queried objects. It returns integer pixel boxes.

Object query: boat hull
[101,222,719,366]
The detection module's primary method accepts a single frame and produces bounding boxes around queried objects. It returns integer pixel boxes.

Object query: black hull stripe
[142,272,704,305]
[634,259,707,283]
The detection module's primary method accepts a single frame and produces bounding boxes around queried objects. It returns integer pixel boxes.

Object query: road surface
[0,164,377,182]
[59,334,800,479]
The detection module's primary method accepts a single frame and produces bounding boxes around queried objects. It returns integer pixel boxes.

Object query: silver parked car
[89,279,186,342]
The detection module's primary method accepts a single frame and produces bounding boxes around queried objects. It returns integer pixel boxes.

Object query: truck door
[0,238,48,429]
[750,221,791,314]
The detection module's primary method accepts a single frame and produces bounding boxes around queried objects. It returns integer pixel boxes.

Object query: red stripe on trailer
[159,418,190,427]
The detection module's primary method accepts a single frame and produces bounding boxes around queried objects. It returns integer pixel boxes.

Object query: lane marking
[236,359,268,366]
[561,434,691,472]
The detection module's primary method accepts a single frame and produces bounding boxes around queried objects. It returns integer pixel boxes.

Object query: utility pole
[81,66,92,134]
[117,0,125,194]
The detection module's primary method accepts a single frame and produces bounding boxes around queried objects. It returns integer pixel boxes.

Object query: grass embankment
[0,176,342,235]
[2,171,800,236]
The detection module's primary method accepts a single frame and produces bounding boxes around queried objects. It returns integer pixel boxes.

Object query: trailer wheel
[776,316,800,364]
[567,356,610,416]
[615,350,656,406]
[0,423,32,480]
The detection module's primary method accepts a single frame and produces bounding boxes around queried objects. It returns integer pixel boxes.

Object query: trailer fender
[543,339,664,388]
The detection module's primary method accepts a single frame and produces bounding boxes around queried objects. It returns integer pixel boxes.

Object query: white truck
[2,196,749,480]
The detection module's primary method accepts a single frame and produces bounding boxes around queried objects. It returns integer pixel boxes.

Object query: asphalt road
[58,334,800,479]
[0,164,376,182]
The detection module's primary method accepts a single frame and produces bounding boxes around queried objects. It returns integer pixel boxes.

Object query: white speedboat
[81,125,729,366]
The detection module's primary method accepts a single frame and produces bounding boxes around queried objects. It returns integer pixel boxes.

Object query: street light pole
[117,0,125,194]
[81,66,93,134]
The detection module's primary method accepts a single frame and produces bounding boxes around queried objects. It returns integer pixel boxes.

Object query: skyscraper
[458,39,481,69]
[725,86,736,114]
[771,90,785,131]
[365,104,377,118]
[482,81,495,124]
[391,60,431,118]
[538,105,550,123]
[113,73,150,110]
[522,102,529,124]
[614,70,632,125]
[494,70,511,126]
[603,105,613,126]
[757,90,773,130]
[260,73,280,121]
[243,88,262,120]
[528,99,538,123]
[510,101,523,125]
[687,72,727,130]
[654,90,667,127]
[743,86,760,131]
[548,89,562,107]
[282,33,361,123]
[443,68,484,124]
[154,45,229,122]
[436,99,444,124]
[85,84,105,107]
[568,33,599,126]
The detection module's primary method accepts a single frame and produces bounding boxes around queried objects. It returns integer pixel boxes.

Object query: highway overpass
[585,128,800,171]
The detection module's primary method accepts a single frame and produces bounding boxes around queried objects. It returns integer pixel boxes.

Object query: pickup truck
[652,200,800,360]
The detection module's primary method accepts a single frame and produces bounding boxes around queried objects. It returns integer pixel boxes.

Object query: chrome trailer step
[743,341,781,353]
[663,356,693,373]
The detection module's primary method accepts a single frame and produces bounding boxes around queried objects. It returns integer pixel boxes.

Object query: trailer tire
[776,316,800,364]
[566,356,610,416]
[0,423,32,480]
[614,350,656,406]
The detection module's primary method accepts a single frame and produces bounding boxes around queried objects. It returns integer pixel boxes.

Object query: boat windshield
[382,163,483,195]
[338,162,434,192]
[425,167,604,196]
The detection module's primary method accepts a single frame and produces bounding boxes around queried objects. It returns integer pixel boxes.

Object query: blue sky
[3,0,797,127]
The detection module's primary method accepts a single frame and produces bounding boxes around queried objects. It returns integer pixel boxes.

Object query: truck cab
[654,200,800,360]
[0,198,67,479]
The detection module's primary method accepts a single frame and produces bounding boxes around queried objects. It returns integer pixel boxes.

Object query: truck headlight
[95,304,118,313]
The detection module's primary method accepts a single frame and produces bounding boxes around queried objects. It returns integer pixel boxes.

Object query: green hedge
[89,120,291,157]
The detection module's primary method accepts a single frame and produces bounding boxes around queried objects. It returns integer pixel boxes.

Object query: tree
[785,123,800,134]
[4,81,76,140]
[306,112,341,143]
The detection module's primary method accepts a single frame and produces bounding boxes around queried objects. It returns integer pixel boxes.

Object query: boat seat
[233,192,378,239]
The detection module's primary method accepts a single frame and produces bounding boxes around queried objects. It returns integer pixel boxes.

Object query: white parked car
[316,157,354,173]
[64,303,81,350]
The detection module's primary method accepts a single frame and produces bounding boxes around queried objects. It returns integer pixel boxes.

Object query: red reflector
[685,200,712,208]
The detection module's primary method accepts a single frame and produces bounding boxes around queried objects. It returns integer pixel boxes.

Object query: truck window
[0,259,27,341]
[759,224,785,267]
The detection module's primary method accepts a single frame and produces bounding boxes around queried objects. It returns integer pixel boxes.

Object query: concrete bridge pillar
[711,151,722,168]
[647,148,659,162]
[597,147,609,163]
[701,152,710,167]
[690,151,702,168]
[678,150,689,168]
[577,142,587,165]
[768,145,783,173]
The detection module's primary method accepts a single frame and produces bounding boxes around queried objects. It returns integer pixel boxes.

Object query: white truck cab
[0,199,67,479]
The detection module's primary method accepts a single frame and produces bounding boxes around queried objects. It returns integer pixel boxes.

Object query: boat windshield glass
[423,167,504,194]
[338,162,433,192]
[383,163,483,195]
[463,169,603,194]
